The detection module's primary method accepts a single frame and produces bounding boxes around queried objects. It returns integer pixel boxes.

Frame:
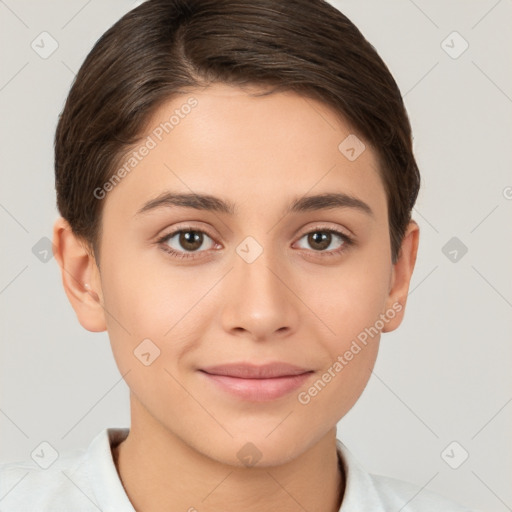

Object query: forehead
[103,83,387,222]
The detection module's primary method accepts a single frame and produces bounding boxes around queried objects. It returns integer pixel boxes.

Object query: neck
[112,399,345,512]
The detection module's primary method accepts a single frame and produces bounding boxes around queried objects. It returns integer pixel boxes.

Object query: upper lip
[200,362,313,379]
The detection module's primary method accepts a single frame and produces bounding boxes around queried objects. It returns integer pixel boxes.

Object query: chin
[200,432,313,469]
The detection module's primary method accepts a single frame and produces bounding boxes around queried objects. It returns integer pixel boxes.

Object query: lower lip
[199,371,314,401]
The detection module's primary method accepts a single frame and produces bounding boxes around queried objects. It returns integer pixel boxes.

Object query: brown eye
[176,231,204,251]
[158,228,216,259]
[307,232,333,251]
[295,228,353,256]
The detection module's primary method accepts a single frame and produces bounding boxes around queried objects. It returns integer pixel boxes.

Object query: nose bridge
[221,235,299,337]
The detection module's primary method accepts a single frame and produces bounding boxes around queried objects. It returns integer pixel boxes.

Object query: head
[53,0,420,466]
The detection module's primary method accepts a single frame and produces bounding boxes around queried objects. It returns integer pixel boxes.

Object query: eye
[156,227,217,260]
[294,228,354,256]
[156,225,354,261]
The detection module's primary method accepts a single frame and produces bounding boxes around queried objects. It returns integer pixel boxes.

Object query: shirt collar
[336,439,385,511]
[86,427,134,512]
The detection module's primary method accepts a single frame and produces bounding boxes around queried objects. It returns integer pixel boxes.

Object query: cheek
[298,247,390,407]
[303,257,390,341]
[297,264,387,418]
[297,342,379,429]
[99,246,217,363]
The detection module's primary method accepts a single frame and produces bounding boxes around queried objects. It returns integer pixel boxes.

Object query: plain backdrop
[1,1,511,511]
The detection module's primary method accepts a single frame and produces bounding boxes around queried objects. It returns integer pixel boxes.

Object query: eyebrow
[135,191,374,218]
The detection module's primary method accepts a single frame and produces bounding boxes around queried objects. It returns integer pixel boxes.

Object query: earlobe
[381,220,420,333]
[52,217,107,332]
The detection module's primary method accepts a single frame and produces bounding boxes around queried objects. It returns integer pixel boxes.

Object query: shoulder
[0,428,129,511]
[336,440,475,512]
[0,446,97,511]
[368,473,474,511]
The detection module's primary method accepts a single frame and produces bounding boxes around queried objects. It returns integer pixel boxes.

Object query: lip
[199,363,314,401]
[200,362,312,378]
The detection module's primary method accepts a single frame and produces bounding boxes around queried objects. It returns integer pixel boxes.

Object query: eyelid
[296,222,353,241]
[156,223,218,242]
[157,222,352,245]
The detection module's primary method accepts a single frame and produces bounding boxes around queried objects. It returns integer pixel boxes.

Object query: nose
[220,243,301,341]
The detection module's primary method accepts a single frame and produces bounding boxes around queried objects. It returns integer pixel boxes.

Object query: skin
[53,83,419,512]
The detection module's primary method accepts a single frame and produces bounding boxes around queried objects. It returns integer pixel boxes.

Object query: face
[82,83,409,466]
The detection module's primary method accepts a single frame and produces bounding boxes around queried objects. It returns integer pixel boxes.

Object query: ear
[381,220,420,333]
[52,217,107,332]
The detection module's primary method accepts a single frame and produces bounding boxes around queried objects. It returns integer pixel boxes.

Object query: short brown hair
[55,0,420,265]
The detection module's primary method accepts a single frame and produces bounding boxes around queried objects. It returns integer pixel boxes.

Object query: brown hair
[55,0,420,265]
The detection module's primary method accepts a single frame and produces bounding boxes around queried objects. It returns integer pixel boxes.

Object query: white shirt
[0,427,474,511]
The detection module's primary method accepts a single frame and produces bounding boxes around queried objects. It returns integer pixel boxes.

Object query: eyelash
[155,225,354,261]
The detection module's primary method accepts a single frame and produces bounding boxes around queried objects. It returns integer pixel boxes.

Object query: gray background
[1,1,511,511]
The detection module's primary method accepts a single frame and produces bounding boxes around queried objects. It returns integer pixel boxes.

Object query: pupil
[309,232,330,251]
[180,231,202,251]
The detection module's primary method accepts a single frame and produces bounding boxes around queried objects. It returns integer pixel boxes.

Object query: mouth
[198,362,314,401]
